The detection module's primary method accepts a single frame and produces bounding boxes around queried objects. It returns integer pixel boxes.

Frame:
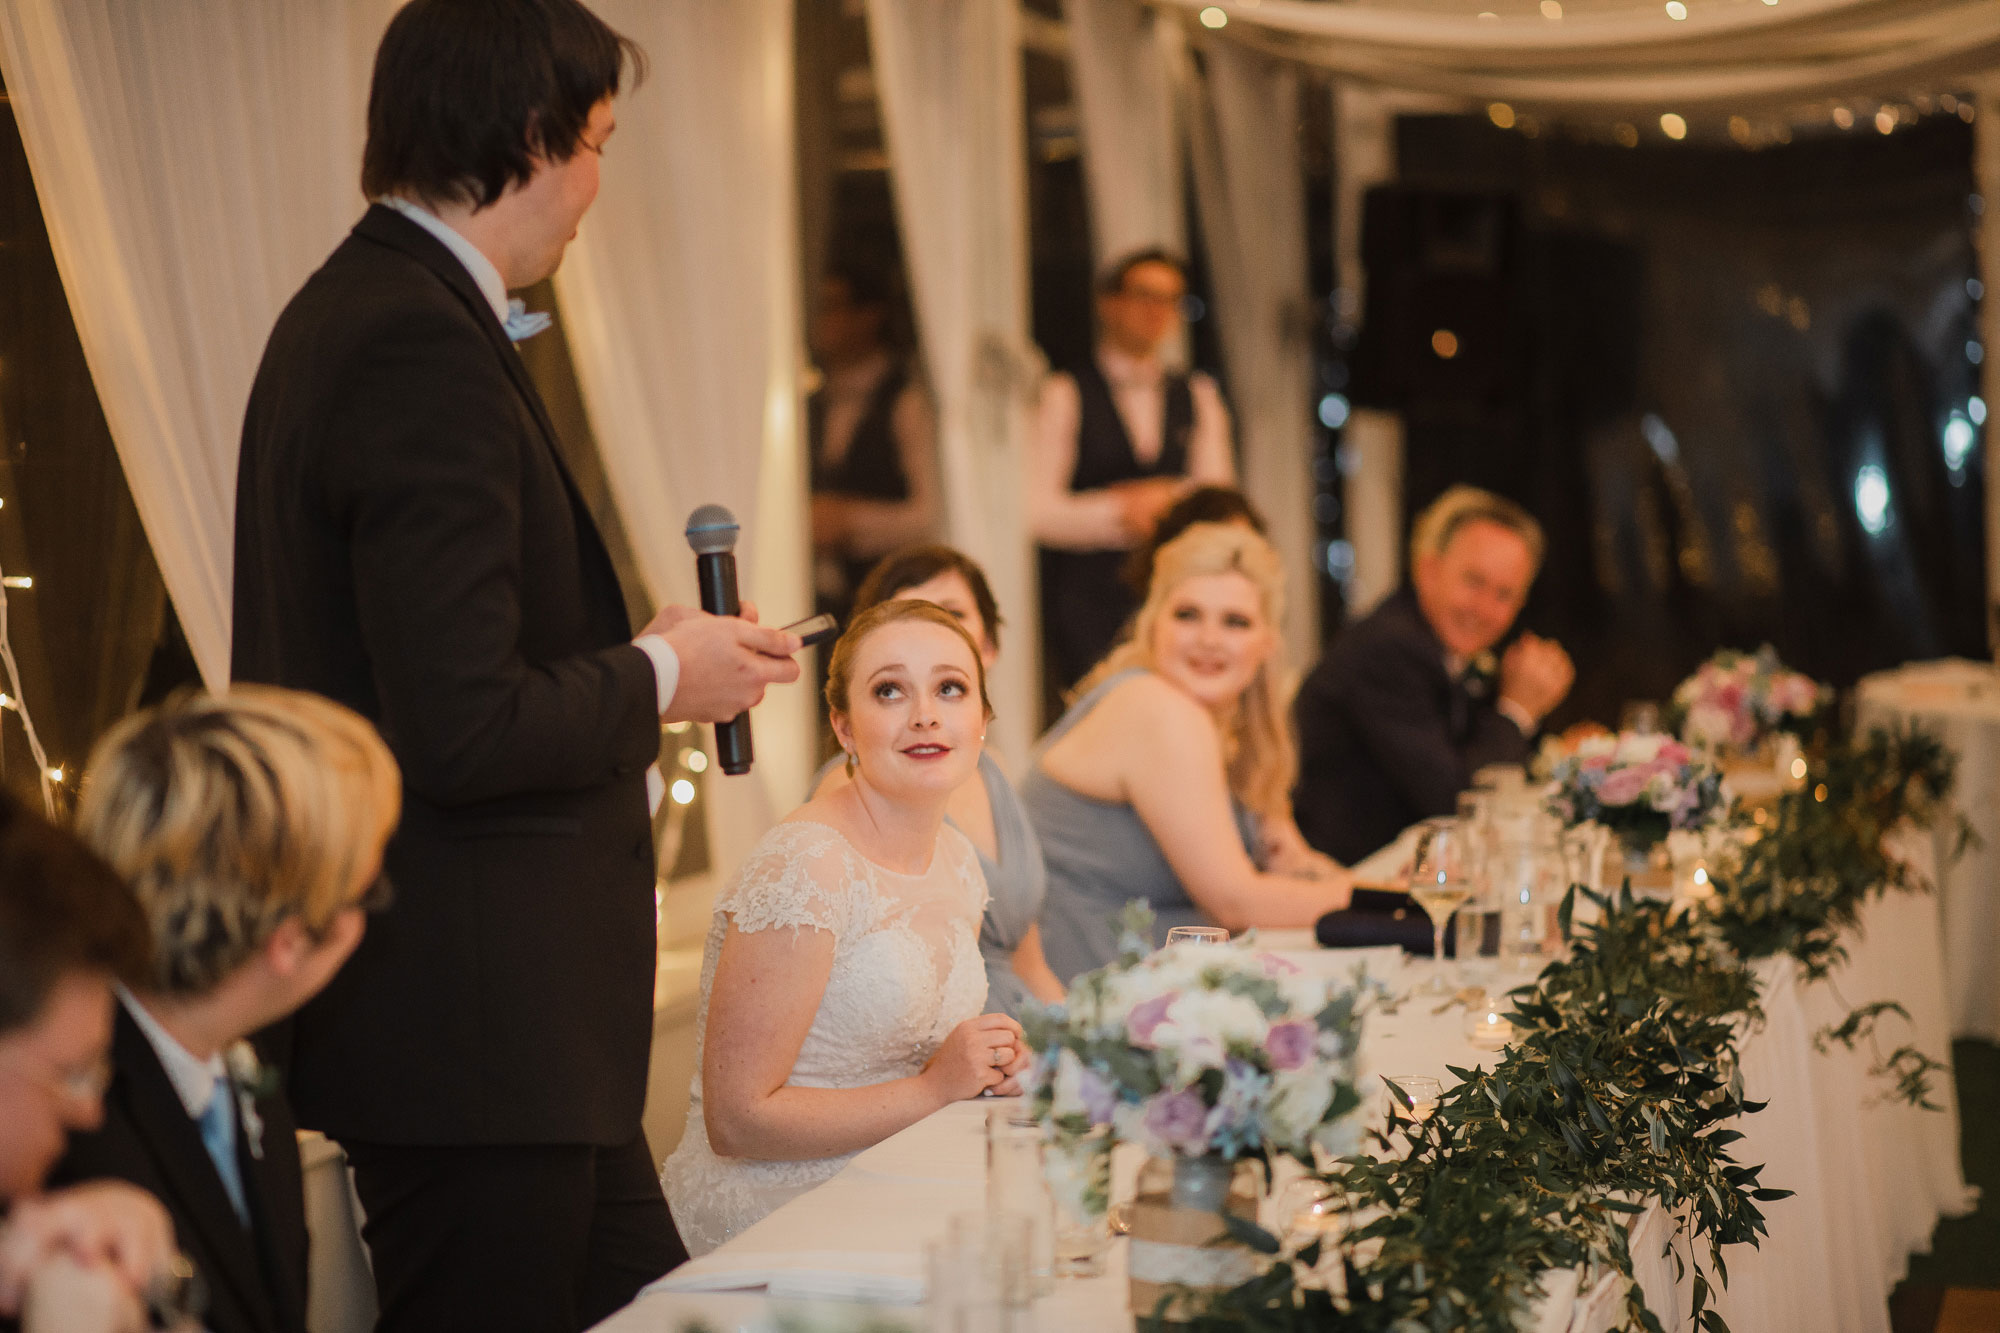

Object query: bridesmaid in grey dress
[1026,523,1353,982]
[813,546,1061,1016]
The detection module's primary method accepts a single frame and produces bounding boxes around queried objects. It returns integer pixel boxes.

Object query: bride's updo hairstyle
[824,599,996,725]
[1078,522,1295,820]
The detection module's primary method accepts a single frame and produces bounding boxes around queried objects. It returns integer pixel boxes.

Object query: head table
[1856,659,2000,1042]
[594,839,1973,1333]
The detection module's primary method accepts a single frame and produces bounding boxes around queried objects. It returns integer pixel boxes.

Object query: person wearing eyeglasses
[1030,248,1237,699]
[47,688,401,1333]
[0,790,178,1333]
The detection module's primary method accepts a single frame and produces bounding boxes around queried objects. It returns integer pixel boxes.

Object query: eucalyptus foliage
[1163,720,1964,1332]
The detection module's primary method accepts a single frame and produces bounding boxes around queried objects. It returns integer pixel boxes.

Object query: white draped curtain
[866,0,1041,771]
[1064,0,1186,269]
[1334,83,1427,620]
[1185,38,1320,668]
[0,0,396,690]
[553,0,812,867]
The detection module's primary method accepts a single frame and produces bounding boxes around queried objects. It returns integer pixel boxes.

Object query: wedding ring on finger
[991,1046,1007,1067]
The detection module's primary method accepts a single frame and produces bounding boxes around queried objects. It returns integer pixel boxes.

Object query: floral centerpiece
[1671,646,1829,754]
[1021,912,1366,1166]
[1019,908,1368,1316]
[1538,730,1726,854]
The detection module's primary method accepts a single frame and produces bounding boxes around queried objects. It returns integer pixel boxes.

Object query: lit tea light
[1466,1005,1513,1050]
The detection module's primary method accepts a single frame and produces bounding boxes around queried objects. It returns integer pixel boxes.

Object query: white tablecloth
[1856,659,2000,1041]
[593,894,1973,1333]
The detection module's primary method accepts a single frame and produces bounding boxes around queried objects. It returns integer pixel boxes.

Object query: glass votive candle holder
[1463,994,1513,1051]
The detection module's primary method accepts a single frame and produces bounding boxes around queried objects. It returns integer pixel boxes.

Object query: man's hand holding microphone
[639,602,801,727]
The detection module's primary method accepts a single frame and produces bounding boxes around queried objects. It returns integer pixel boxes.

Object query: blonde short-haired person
[1292,485,1575,864]
[49,688,401,1333]
[1026,524,1354,982]
[662,601,1029,1256]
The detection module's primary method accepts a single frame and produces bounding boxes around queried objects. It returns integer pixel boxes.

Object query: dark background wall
[1345,112,1986,728]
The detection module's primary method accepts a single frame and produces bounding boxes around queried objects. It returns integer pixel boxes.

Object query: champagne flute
[1407,818,1470,995]
[1166,926,1229,946]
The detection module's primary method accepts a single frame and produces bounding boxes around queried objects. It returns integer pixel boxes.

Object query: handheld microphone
[685,504,753,775]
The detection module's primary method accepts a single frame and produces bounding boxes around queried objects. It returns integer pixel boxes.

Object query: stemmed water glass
[1407,818,1471,995]
[1166,926,1230,946]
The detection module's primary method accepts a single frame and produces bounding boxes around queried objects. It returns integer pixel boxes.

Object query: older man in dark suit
[1293,486,1574,864]
[231,2,800,1328]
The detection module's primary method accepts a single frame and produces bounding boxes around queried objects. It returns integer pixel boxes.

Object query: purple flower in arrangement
[1145,1088,1212,1154]
[1265,1020,1316,1071]
[1257,952,1301,976]
[1126,991,1178,1048]
[1078,1066,1119,1126]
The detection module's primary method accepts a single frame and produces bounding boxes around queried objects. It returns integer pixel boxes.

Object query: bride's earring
[843,744,857,777]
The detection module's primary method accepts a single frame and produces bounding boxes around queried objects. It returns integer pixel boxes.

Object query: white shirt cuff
[633,635,680,715]
[646,764,665,816]
[1497,697,1538,736]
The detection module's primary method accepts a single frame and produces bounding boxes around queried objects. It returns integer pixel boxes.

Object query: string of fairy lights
[0,495,58,817]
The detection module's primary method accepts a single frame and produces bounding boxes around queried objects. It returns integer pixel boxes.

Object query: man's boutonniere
[1463,650,1499,699]
[225,1041,278,1160]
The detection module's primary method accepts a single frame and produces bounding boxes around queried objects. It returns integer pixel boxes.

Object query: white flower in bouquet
[1266,1065,1337,1151]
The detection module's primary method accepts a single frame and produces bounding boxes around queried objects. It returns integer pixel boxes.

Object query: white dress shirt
[118,986,226,1120]
[1028,345,1235,551]
[377,196,680,737]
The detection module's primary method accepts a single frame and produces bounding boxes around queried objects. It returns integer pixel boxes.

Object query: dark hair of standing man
[0,790,150,1037]
[361,0,645,210]
[1096,246,1189,296]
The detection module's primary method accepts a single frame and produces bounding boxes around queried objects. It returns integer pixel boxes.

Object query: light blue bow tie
[504,298,552,343]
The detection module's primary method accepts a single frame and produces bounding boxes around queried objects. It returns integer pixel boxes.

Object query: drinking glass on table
[1166,925,1230,946]
[1407,818,1472,995]
[1381,1074,1442,1124]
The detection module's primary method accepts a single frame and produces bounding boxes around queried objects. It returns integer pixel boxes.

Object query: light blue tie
[197,1076,249,1227]
[503,297,552,343]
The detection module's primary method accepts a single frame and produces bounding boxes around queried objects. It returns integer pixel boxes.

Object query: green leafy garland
[1162,721,1963,1332]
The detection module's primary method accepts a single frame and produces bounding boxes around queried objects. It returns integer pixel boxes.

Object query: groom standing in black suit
[232,2,801,1328]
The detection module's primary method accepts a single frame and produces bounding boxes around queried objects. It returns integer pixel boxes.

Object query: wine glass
[1166,926,1230,946]
[1407,819,1471,995]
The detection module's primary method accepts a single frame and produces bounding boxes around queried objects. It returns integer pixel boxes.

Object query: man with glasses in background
[48,688,403,1333]
[0,791,178,1332]
[1030,248,1237,697]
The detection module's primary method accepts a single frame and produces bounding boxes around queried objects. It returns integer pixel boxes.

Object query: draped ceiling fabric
[866,0,1042,772]
[0,0,396,690]
[1149,0,2000,112]
[1184,38,1320,668]
[553,0,813,867]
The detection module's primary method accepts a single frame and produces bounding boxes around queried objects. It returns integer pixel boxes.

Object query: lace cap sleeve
[719,821,864,940]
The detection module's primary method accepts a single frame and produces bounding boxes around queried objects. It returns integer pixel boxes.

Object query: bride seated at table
[660,600,1031,1256]
[1027,522,1354,982]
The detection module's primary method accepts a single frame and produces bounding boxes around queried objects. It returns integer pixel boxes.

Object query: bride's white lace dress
[660,818,989,1256]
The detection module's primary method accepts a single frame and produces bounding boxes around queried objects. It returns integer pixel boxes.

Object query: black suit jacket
[48,1009,306,1333]
[232,205,660,1146]
[1292,588,1533,864]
